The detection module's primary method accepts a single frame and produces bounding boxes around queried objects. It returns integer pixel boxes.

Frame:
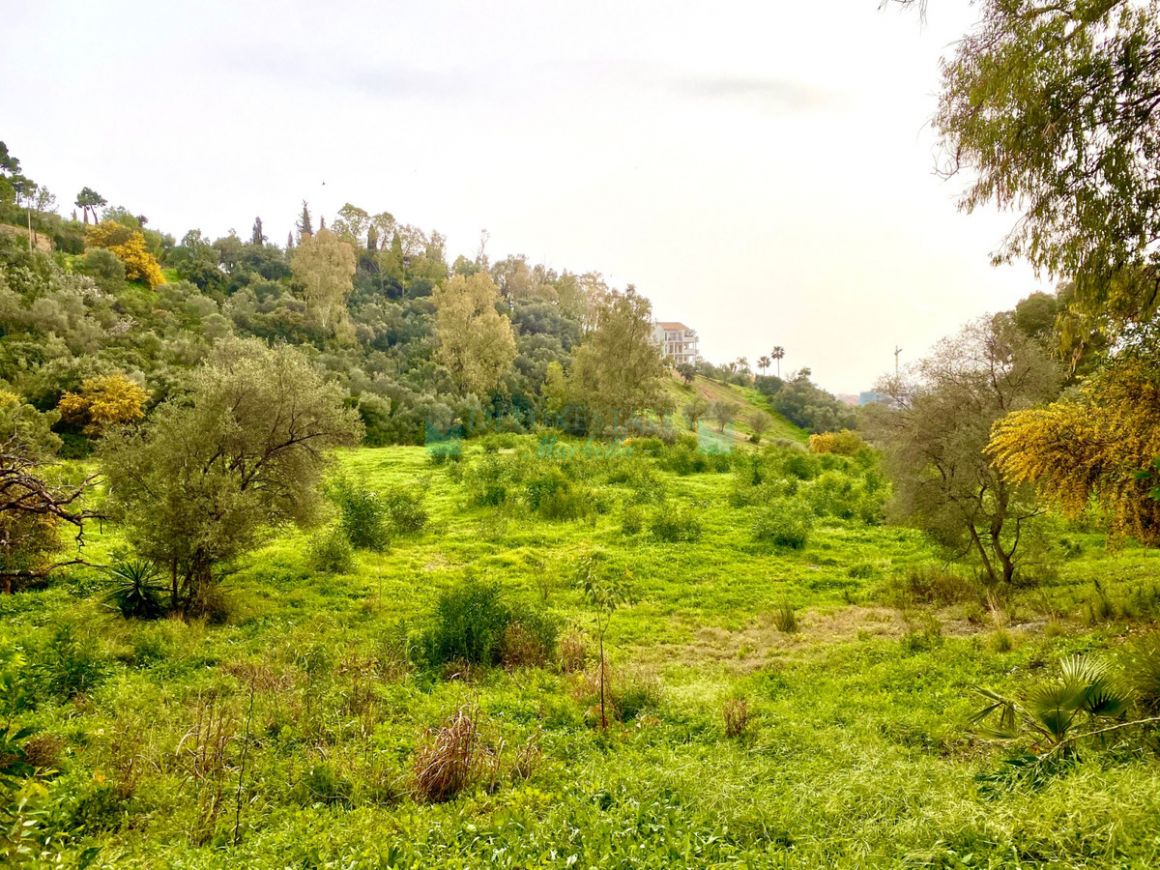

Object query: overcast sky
[1,0,1044,394]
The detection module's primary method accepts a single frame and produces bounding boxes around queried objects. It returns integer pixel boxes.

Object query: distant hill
[666,373,807,449]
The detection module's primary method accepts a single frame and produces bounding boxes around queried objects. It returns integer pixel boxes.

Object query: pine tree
[286,231,294,251]
[251,217,265,246]
[297,201,313,240]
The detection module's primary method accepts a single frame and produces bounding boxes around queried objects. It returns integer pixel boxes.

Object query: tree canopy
[100,338,362,612]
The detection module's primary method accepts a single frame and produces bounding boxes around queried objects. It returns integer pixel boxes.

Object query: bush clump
[383,484,429,535]
[808,430,868,456]
[32,625,108,701]
[621,504,644,536]
[649,503,703,543]
[418,580,556,669]
[525,468,591,521]
[752,498,813,549]
[428,440,463,465]
[332,480,391,551]
[309,527,355,574]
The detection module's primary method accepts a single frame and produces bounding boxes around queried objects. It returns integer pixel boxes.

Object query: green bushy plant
[649,503,703,543]
[383,484,429,535]
[332,481,391,551]
[463,455,512,507]
[621,504,644,536]
[308,528,355,574]
[525,468,591,521]
[32,625,107,701]
[890,564,978,607]
[297,762,354,808]
[418,580,555,669]
[428,440,463,465]
[752,498,813,549]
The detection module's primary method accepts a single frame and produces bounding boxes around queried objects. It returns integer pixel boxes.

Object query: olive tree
[865,314,1061,585]
[100,338,362,613]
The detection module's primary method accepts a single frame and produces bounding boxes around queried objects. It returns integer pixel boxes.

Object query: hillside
[666,372,808,449]
[4,437,1158,866]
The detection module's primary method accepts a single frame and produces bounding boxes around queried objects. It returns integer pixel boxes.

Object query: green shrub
[32,625,107,701]
[649,503,703,543]
[464,455,511,507]
[621,504,644,536]
[624,436,666,457]
[297,762,354,808]
[772,603,798,633]
[752,499,813,549]
[309,528,355,574]
[383,484,429,535]
[1122,633,1160,714]
[612,671,662,722]
[525,468,591,520]
[418,581,554,669]
[501,606,559,668]
[332,481,390,551]
[780,451,820,480]
[419,582,505,672]
[428,440,463,465]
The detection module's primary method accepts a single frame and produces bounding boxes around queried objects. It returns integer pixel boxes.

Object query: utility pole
[894,346,902,377]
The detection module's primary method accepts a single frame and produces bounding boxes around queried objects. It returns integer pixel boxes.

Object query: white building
[651,321,699,367]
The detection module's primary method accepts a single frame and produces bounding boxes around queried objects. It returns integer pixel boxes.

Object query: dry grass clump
[413,708,478,804]
[722,698,751,739]
[772,603,798,634]
[559,628,589,674]
[500,621,551,668]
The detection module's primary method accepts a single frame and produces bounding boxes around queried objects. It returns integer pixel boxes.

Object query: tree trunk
[598,632,608,730]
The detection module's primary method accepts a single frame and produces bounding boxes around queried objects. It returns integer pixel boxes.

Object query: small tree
[432,272,517,397]
[676,362,696,385]
[567,288,668,432]
[865,315,1060,585]
[574,551,633,730]
[100,338,362,613]
[748,412,771,443]
[712,400,739,433]
[683,396,709,432]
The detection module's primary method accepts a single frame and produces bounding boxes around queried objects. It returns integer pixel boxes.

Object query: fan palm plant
[972,655,1131,756]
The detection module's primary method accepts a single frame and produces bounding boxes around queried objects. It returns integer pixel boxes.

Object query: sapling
[574,550,634,730]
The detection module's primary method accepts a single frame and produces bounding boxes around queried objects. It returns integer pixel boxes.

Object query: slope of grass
[667,373,807,446]
[2,439,1159,867]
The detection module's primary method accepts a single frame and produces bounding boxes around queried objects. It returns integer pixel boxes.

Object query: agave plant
[971,655,1131,755]
[103,558,167,619]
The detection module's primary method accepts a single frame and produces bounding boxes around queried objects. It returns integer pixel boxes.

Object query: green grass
[3,439,1160,867]
[666,373,807,447]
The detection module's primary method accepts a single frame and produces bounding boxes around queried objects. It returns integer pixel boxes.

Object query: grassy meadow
[4,435,1160,868]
